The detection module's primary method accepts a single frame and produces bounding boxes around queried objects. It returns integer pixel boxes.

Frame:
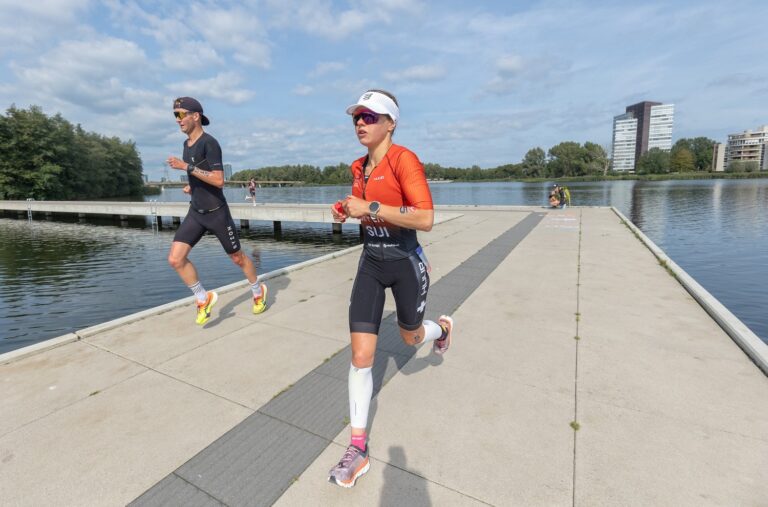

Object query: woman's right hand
[331,200,347,222]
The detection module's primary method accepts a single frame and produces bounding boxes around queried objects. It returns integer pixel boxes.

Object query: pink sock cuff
[351,434,367,449]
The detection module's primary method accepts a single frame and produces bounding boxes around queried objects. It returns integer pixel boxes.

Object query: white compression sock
[348,364,373,430]
[250,281,263,298]
[421,320,445,343]
[188,281,208,303]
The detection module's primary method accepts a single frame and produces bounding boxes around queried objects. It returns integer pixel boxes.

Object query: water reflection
[0,216,360,353]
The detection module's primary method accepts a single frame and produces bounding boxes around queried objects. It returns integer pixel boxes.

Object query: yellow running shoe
[195,291,218,325]
[252,283,268,314]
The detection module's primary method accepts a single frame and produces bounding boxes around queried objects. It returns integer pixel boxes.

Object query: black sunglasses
[352,111,380,125]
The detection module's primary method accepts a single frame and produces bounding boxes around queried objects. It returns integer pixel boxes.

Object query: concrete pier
[0,200,464,234]
[0,207,766,506]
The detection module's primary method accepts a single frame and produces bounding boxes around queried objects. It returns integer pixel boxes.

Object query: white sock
[421,320,444,343]
[348,364,373,430]
[188,281,207,303]
[251,281,263,298]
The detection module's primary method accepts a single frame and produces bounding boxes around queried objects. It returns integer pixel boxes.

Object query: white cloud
[292,84,314,96]
[0,0,91,55]
[309,61,347,78]
[161,42,223,71]
[266,0,422,40]
[0,0,90,23]
[483,53,568,97]
[190,4,272,68]
[497,55,524,75]
[104,0,193,47]
[220,118,353,168]
[105,1,272,68]
[417,114,532,143]
[167,72,254,105]
[12,36,149,111]
[384,64,446,83]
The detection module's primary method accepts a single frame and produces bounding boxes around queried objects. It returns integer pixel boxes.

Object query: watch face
[369,201,380,213]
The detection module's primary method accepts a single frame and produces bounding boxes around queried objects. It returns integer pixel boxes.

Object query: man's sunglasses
[174,110,195,120]
[352,111,380,125]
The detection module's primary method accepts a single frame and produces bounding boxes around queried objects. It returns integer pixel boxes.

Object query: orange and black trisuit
[348,144,435,335]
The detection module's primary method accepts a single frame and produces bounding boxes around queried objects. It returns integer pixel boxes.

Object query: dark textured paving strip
[131,212,544,507]
[127,473,225,507]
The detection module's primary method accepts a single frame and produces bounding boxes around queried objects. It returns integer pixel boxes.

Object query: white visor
[346,91,399,125]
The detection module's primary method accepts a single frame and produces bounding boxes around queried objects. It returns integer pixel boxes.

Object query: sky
[1,0,766,180]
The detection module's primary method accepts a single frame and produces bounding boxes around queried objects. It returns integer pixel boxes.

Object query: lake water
[1,179,766,353]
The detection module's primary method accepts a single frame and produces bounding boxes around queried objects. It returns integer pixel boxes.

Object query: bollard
[332,223,342,234]
[241,219,250,228]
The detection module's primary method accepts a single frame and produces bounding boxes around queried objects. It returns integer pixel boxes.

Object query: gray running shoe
[434,315,453,355]
[328,444,370,488]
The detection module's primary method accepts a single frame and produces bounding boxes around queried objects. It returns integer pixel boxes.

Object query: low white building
[725,125,768,171]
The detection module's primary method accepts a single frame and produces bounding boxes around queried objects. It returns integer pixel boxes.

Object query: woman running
[328,89,454,488]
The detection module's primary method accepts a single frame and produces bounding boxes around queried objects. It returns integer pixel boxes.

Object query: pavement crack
[572,209,583,507]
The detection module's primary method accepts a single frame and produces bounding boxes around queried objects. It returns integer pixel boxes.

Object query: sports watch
[186,163,195,174]
[368,200,381,219]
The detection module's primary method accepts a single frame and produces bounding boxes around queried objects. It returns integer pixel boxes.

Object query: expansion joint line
[572,209,583,507]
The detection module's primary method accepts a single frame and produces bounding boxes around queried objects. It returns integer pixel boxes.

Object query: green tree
[0,105,143,200]
[548,142,585,177]
[321,163,353,184]
[727,160,759,173]
[495,163,523,178]
[521,147,547,177]
[673,137,716,171]
[636,148,671,174]
[0,106,65,199]
[583,142,609,175]
[670,147,695,172]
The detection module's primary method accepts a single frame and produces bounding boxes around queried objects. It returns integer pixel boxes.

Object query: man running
[166,96,267,324]
[248,178,257,205]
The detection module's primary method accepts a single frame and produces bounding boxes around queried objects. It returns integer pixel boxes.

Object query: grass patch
[658,259,679,280]
[272,383,294,400]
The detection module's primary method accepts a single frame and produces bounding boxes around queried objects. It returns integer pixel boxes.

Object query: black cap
[173,97,210,125]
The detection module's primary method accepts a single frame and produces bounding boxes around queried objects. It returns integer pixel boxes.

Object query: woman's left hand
[344,195,372,219]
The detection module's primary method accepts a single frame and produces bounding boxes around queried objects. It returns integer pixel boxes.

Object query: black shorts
[173,205,241,254]
[349,251,430,335]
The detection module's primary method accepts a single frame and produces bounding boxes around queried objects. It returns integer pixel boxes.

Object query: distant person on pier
[248,178,257,205]
[549,184,561,207]
[166,97,268,325]
[327,89,454,488]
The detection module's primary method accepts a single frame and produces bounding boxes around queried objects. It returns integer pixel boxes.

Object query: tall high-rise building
[725,125,768,171]
[223,164,233,181]
[611,113,638,172]
[611,101,675,171]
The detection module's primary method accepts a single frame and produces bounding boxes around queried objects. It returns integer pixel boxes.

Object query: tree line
[0,105,144,200]
[635,137,719,174]
[234,137,737,183]
[233,142,614,183]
